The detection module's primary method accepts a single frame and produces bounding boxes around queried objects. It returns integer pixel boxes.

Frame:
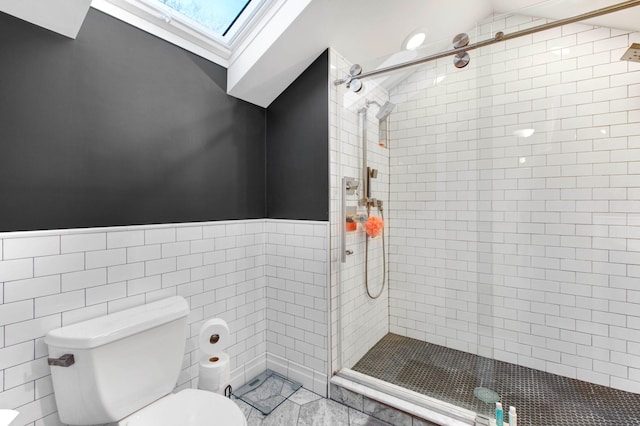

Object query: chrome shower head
[375,101,395,120]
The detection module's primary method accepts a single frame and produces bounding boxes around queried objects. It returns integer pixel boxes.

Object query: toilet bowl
[119,389,246,426]
[45,296,246,426]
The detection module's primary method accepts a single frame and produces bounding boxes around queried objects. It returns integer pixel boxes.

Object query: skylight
[92,0,273,67]
[155,0,251,37]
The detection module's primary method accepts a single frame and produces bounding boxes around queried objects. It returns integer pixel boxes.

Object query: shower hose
[365,205,386,299]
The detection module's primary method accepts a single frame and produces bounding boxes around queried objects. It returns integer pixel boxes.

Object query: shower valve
[345,180,359,193]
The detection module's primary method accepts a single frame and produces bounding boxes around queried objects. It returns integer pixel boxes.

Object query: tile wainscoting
[0,219,329,426]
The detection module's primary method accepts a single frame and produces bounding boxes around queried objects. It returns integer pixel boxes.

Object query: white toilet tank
[44,297,190,425]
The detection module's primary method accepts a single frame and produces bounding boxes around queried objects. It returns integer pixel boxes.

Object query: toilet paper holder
[209,334,220,344]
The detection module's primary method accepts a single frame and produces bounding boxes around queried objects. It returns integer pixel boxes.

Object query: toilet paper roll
[198,352,230,394]
[198,318,230,356]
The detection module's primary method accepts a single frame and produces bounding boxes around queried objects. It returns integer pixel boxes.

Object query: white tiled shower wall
[330,49,391,371]
[388,15,640,392]
[0,219,328,426]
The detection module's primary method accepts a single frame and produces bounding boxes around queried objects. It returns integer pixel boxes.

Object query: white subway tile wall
[329,49,391,371]
[0,219,329,425]
[264,220,329,395]
[385,15,640,393]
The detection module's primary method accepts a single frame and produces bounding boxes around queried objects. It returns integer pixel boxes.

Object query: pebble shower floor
[353,333,640,425]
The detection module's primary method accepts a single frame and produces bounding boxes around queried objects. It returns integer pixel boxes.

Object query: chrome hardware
[452,33,470,49]
[343,177,358,263]
[452,34,472,68]
[349,64,362,76]
[348,78,363,93]
[333,1,640,86]
[336,64,364,92]
[345,178,359,195]
[48,354,75,367]
[453,51,470,68]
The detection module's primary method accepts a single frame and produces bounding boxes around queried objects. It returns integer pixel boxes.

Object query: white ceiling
[3,0,640,107]
[228,0,640,106]
[335,0,640,63]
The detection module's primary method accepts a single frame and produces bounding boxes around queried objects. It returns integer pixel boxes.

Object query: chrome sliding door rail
[334,0,640,86]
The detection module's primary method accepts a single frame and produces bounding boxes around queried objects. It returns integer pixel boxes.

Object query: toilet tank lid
[44,296,189,350]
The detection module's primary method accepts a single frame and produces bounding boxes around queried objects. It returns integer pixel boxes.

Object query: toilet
[44,296,247,426]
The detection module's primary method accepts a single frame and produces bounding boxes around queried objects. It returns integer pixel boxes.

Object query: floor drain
[473,387,500,404]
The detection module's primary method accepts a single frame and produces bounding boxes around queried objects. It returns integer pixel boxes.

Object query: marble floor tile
[348,408,393,426]
[298,399,349,426]
[363,397,412,426]
[233,387,411,426]
[330,383,364,411]
[234,397,254,418]
[262,400,301,426]
[289,387,323,405]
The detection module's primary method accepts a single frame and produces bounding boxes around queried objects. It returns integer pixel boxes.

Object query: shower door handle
[342,177,358,263]
[342,177,348,263]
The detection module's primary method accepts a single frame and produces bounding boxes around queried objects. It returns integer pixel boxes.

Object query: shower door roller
[452,33,469,49]
[453,51,470,68]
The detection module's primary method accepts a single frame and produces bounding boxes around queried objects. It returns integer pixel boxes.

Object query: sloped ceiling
[3,0,640,107]
[0,0,92,39]
[227,0,494,106]
[229,0,640,106]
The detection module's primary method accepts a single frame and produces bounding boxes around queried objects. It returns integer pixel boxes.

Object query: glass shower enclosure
[330,1,640,425]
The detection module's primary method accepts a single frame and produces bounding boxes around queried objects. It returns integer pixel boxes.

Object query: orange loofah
[365,216,384,238]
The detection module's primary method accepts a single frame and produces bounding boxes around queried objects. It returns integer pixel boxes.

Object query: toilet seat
[118,389,247,426]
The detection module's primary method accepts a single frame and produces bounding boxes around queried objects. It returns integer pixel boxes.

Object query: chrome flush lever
[48,354,75,367]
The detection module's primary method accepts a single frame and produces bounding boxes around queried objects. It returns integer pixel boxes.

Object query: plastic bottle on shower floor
[508,406,517,426]
[495,402,504,426]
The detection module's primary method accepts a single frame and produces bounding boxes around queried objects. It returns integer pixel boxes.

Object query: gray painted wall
[266,51,329,221]
[0,10,329,232]
[0,9,266,231]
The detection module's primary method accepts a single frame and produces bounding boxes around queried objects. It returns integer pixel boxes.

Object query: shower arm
[334,0,640,86]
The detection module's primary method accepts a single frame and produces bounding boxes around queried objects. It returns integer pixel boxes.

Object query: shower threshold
[346,333,640,426]
[332,370,477,425]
